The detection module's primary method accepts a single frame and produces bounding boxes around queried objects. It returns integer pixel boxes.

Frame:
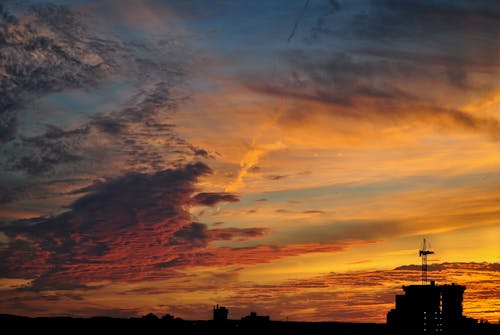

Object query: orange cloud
[225,140,287,192]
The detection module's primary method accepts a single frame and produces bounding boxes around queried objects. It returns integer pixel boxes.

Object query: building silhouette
[241,311,270,323]
[213,305,228,322]
[387,281,469,335]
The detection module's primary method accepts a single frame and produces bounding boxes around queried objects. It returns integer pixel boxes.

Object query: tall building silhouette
[440,284,466,334]
[387,281,467,335]
[213,304,228,322]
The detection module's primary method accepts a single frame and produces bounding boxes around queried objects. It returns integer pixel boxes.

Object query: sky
[0,0,499,323]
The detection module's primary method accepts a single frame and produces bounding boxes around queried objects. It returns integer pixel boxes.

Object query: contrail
[288,0,310,43]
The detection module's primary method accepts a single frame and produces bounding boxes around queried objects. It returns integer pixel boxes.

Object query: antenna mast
[419,238,434,284]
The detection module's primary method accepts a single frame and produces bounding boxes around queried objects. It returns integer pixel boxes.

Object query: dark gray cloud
[0,4,115,143]
[188,145,210,158]
[4,125,90,175]
[174,222,268,247]
[0,185,22,205]
[364,1,500,39]
[170,222,266,249]
[307,0,341,40]
[90,115,126,135]
[356,1,500,88]
[172,222,208,248]
[310,1,500,47]
[0,3,113,175]
[0,162,247,288]
[190,192,240,206]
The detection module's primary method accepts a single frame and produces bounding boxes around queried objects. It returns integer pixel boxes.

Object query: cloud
[0,1,214,239]
[2,80,194,177]
[207,227,268,241]
[0,184,25,205]
[90,115,126,135]
[225,141,287,192]
[311,1,500,69]
[240,1,500,140]
[361,1,500,43]
[172,222,209,248]
[266,175,289,181]
[4,125,90,176]
[301,210,324,214]
[0,162,381,289]
[190,192,240,206]
[287,0,311,43]
[0,4,114,143]
[274,208,324,216]
[395,262,500,272]
[0,163,224,287]
[173,223,267,246]
[0,3,204,179]
[2,160,352,290]
[248,50,500,138]
[188,145,210,158]
[205,242,351,268]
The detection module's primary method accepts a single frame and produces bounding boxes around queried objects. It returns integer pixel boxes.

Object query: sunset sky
[0,0,499,323]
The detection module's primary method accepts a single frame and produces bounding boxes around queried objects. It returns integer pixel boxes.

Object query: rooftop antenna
[419,238,434,285]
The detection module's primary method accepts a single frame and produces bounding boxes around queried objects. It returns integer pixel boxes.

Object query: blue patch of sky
[236,170,500,208]
[17,81,134,134]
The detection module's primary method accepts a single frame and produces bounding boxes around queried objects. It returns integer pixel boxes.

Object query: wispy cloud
[225,141,287,192]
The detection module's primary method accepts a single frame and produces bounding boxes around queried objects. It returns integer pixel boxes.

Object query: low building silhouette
[241,312,270,323]
[161,313,174,321]
[387,281,471,335]
[213,304,228,322]
[141,313,159,320]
